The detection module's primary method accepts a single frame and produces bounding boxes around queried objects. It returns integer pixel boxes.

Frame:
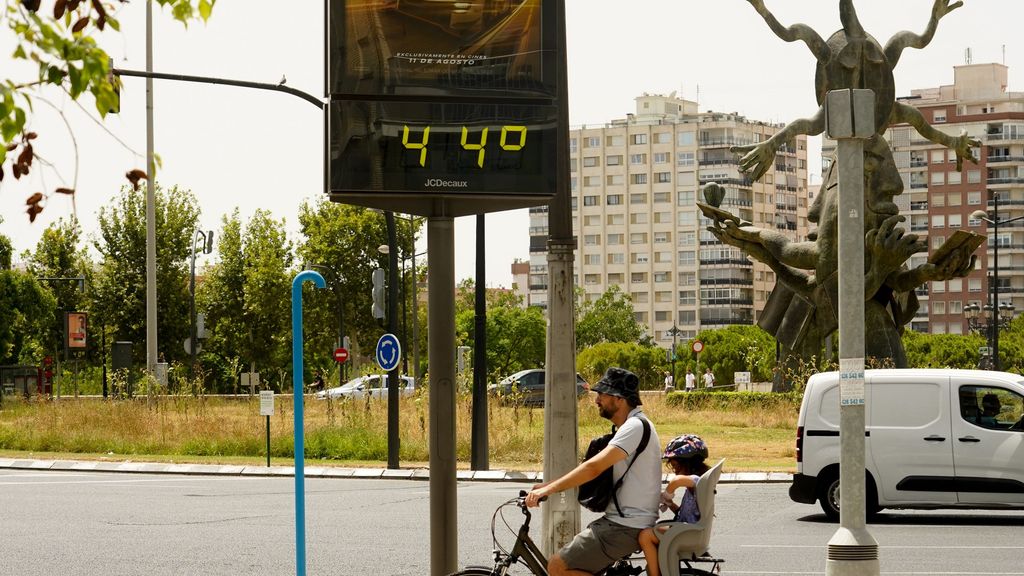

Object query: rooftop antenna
[965,47,972,65]
[1003,44,1006,65]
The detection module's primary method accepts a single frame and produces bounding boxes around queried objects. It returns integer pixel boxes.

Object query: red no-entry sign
[333,347,349,363]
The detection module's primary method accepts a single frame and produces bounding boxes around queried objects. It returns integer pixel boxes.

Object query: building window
[931,172,945,186]
[583,156,600,167]
[948,171,961,185]
[654,152,670,164]
[931,150,945,164]
[678,290,696,306]
[655,252,672,264]
[606,174,624,186]
[584,176,601,187]
[584,215,601,226]
[678,310,696,325]
[969,278,982,292]
[967,170,981,184]
[584,254,601,265]
[967,191,982,205]
[653,192,671,204]
[632,253,649,264]
[654,132,671,144]
[584,136,600,148]
[632,292,649,304]
[931,215,945,229]
[606,155,623,166]
[678,272,696,286]
[948,214,962,228]
[933,110,946,123]
[607,194,623,205]
[654,232,671,244]
[607,214,624,225]
[631,193,648,205]
[631,233,648,244]
[606,135,625,147]
[607,253,625,265]
[632,134,648,145]
[608,233,624,245]
[584,273,600,285]
[630,154,648,165]
[583,234,600,246]
[948,278,962,292]
[632,174,648,185]
[677,191,695,206]
[678,251,696,266]
[654,211,672,224]
[677,131,695,146]
[678,211,696,226]
[655,172,672,183]
[678,231,696,246]
[677,152,695,166]
[631,272,647,283]
[933,301,946,315]
[607,273,624,284]
[630,213,648,225]
[583,195,599,206]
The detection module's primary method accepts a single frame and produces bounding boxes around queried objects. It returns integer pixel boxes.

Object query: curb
[0,458,792,484]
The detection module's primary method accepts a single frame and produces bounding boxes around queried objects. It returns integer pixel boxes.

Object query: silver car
[315,374,416,400]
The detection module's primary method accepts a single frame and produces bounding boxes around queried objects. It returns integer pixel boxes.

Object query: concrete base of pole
[826,526,879,576]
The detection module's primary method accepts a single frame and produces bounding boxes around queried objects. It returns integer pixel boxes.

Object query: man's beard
[598,403,613,419]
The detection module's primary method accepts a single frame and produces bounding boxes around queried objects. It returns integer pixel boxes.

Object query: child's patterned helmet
[662,434,708,461]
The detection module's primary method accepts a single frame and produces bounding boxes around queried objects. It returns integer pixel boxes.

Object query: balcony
[910,183,929,190]
[700,258,753,267]
[699,158,737,167]
[700,277,754,286]
[987,177,1024,185]
[987,156,1024,164]
[910,160,928,168]
[910,201,929,211]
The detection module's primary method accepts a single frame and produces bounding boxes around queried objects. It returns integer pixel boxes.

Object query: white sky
[2,0,1022,287]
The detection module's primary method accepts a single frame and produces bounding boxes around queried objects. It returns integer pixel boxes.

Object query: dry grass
[0,391,798,472]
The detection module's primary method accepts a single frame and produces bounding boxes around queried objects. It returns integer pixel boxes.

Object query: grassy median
[0,391,799,472]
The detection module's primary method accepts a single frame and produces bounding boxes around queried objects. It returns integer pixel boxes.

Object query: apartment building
[527,93,810,347]
[861,63,1024,334]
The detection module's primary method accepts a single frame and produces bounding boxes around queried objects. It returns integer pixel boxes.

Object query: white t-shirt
[684,373,696,389]
[607,408,662,529]
[703,372,715,387]
[664,374,673,388]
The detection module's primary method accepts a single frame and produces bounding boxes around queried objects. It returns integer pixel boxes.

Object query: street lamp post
[964,302,1016,369]
[667,325,682,388]
[971,191,1024,371]
[190,229,214,379]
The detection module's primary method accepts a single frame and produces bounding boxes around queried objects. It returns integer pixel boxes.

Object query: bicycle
[449,491,724,576]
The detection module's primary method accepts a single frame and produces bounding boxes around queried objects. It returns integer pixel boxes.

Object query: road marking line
[0,476,257,486]
[742,545,1024,550]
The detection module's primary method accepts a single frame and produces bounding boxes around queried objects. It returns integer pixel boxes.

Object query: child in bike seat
[638,434,710,576]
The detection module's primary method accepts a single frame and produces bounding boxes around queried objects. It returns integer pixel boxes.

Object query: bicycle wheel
[448,568,494,576]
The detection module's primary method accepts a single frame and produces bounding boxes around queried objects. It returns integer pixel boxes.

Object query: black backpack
[577,416,651,516]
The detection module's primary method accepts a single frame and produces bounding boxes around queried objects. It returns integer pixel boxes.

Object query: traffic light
[371,267,385,320]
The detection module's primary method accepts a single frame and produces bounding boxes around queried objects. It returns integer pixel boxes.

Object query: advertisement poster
[329,0,554,98]
[67,312,88,351]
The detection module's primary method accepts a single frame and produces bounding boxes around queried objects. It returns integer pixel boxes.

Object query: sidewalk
[0,457,792,483]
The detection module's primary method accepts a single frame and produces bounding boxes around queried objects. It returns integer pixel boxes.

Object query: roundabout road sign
[691,340,704,354]
[375,333,401,372]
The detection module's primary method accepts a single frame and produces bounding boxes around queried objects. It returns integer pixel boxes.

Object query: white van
[790,369,1024,520]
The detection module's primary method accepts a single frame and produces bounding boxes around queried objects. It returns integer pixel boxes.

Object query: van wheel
[819,474,841,521]
[818,473,881,522]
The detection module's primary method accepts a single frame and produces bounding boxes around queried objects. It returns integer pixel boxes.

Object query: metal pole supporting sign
[291,270,326,576]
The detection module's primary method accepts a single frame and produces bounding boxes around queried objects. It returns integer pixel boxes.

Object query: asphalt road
[2,470,1024,575]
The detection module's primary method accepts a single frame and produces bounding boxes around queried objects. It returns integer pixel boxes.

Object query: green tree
[676,325,777,386]
[576,341,667,390]
[296,199,418,375]
[454,280,546,381]
[903,330,987,369]
[575,284,644,352]
[0,217,56,362]
[21,218,93,358]
[2,0,214,220]
[91,184,197,366]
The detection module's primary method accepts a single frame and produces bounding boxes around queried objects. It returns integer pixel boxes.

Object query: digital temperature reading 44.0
[400,125,528,168]
[329,101,557,201]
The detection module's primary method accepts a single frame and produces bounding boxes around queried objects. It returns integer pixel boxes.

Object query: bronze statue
[701,0,983,367]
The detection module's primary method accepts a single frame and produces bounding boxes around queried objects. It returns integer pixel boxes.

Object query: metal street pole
[825,88,879,576]
[471,214,489,470]
[144,0,157,400]
[385,212,400,470]
[992,192,1001,370]
[541,0,579,556]
[427,216,457,576]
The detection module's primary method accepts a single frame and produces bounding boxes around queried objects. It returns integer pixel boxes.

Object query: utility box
[111,341,134,396]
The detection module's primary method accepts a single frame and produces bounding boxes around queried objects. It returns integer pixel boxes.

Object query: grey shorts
[557,517,642,574]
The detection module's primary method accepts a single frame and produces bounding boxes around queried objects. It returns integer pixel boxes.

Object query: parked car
[790,369,1024,521]
[315,374,416,400]
[488,369,590,407]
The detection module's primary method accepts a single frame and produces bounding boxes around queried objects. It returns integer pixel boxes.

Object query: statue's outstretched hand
[731,141,776,182]
[866,215,926,278]
[953,130,982,171]
[933,0,964,20]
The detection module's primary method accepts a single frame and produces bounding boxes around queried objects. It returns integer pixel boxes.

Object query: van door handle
[923,435,946,442]
[958,436,982,443]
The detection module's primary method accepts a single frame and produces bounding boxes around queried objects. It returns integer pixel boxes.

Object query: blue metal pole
[292,270,325,576]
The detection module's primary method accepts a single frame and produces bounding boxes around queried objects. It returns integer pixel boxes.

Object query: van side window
[958,386,1024,431]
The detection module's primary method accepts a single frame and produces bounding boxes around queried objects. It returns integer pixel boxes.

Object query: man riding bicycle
[525,367,662,576]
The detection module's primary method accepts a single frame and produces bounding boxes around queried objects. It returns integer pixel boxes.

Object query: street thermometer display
[326,0,560,215]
